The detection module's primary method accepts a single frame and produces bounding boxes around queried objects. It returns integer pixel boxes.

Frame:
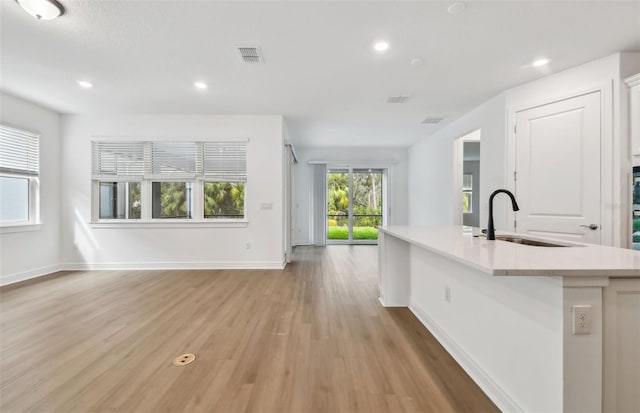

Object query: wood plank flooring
[0,246,499,413]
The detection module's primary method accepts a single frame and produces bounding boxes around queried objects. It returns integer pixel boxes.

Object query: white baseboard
[60,261,286,271]
[409,300,523,413]
[0,264,62,286]
[1,261,286,286]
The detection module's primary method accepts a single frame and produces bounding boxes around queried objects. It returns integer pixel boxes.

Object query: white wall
[60,114,285,269]
[409,52,640,245]
[0,92,61,285]
[293,146,409,245]
[409,93,506,228]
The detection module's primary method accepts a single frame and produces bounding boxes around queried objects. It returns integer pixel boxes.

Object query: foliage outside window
[463,173,473,214]
[152,182,192,219]
[327,171,349,228]
[91,140,246,222]
[204,182,245,219]
[0,125,39,227]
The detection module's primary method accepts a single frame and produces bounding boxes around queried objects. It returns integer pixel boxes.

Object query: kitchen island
[378,226,640,413]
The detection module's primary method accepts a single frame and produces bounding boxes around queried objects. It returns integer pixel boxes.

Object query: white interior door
[515,91,601,243]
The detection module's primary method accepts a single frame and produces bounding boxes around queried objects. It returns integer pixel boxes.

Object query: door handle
[580,224,598,230]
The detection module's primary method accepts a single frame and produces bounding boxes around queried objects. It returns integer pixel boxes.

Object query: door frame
[506,81,615,246]
[325,162,393,245]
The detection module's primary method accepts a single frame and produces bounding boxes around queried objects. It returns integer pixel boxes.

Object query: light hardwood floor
[0,246,499,413]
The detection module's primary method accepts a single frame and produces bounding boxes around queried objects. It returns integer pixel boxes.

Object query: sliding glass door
[327,167,384,244]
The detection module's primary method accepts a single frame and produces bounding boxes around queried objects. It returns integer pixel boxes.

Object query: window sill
[89,220,249,229]
[0,223,42,234]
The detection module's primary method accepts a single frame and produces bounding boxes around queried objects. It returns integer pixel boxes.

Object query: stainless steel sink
[495,235,571,247]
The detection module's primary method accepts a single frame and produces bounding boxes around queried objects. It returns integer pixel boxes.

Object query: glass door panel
[327,169,349,241]
[327,167,384,243]
[352,169,383,241]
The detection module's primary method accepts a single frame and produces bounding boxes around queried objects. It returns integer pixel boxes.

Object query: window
[0,125,39,226]
[99,182,141,219]
[202,142,246,219]
[204,182,245,218]
[149,142,197,220]
[463,173,473,213]
[152,182,192,219]
[92,142,144,220]
[91,140,247,223]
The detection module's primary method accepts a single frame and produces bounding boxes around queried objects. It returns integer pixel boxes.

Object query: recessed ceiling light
[532,58,550,67]
[373,41,389,52]
[15,0,65,20]
[447,2,466,15]
[76,80,93,89]
[194,81,208,90]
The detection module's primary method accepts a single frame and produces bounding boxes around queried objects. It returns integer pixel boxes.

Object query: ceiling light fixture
[194,81,208,90]
[532,58,550,67]
[447,2,466,15]
[76,80,93,89]
[15,0,65,20]
[373,41,389,52]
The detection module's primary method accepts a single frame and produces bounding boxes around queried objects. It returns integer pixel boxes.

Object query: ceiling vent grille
[238,47,265,64]
[421,117,445,124]
[386,95,410,104]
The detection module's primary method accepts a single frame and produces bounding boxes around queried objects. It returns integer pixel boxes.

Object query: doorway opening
[327,167,386,244]
[454,129,481,227]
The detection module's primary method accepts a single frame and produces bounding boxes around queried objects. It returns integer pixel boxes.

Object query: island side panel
[408,244,563,413]
[378,232,410,306]
[562,279,607,413]
[603,278,640,413]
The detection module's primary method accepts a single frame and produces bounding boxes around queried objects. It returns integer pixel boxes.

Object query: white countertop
[379,226,640,277]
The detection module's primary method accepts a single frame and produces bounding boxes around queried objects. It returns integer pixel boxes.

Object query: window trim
[89,220,248,229]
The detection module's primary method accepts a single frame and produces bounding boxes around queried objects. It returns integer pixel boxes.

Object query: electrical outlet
[444,286,451,303]
[245,242,251,250]
[572,305,592,334]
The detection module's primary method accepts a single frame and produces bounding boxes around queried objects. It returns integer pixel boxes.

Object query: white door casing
[514,91,601,243]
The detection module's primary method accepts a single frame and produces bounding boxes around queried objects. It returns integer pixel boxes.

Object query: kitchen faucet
[487,189,519,240]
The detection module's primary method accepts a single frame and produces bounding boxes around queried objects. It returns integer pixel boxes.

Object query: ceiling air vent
[386,95,410,104]
[421,117,445,124]
[237,47,265,64]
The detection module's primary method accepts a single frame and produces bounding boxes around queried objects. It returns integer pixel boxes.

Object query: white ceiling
[1,1,639,147]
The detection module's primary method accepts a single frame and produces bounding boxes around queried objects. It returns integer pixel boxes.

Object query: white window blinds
[92,140,247,180]
[0,125,40,176]
[150,142,198,179]
[203,142,247,181]
[91,141,145,180]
